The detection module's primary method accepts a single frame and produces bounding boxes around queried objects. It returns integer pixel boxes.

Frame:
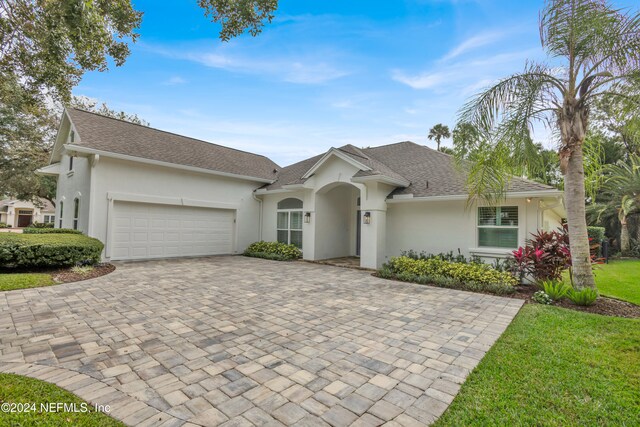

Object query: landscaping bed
[509,284,640,318]
[0,232,113,291]
[243,241,302,261]
[52,263,116,284]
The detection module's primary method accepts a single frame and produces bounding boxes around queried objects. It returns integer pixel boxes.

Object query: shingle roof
[0,198,55,211]
[263,141,556,197]
[66,108,280,182]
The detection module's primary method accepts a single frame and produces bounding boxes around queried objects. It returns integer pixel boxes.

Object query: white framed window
[44,215,55,224]
[73,198,80,230]
[478,206,518,248]
[277,198,303,249]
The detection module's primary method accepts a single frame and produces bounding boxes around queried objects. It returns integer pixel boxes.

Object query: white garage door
[111,202,234,260]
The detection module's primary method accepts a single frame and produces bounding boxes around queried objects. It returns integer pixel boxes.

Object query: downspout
[253,190,263,241]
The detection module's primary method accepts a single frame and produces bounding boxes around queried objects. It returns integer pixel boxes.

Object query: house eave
[64,144,276,184]
[387,189,564,203]
[36,163,61,176]
[351,175,410,187]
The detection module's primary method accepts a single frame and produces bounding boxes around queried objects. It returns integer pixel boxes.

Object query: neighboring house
[39,108,565,268]
[0,198,56,228]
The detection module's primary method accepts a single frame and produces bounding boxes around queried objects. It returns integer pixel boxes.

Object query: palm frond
[541,0,640,80]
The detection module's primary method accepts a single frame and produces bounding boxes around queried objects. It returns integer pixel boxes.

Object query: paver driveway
[0,256,523,426]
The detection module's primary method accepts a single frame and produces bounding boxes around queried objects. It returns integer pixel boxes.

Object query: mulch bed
[52,263,116,284]
[509,284,640,318]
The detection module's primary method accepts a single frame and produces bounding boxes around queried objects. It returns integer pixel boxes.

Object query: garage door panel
[111,201,234,261]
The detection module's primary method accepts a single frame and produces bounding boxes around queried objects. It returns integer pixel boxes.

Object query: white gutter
[386,190,564,203]
[64,144,276,184]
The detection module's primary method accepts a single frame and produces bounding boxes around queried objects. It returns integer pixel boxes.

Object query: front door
[17,210,33,227]
[356,210,361,256]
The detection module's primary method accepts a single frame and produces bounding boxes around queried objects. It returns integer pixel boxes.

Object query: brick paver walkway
[0,256,523,426]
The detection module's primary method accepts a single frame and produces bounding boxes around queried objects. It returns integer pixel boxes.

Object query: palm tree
[458,0,640,289]
[592,155,640,253]
[428,124,451,151]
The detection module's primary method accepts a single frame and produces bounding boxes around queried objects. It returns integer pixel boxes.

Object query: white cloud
[441,31,507,61]
[391,69,462,89]
[163,76,187,85]
[189,51,349,84]
[392,47,542,92]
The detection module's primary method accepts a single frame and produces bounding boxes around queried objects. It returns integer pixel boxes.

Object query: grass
[0,273,55,291]
[593,259,640,305]
[0,373,123,426]
[434,304,640,427]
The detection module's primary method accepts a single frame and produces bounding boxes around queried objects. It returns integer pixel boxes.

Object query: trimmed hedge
[0,223,8,228]
[23,227,82,234]
[30,222,55,229]
[380,256,517,295]
[244,241,302,261]
[587,226,606,243]
[0,234,103,268]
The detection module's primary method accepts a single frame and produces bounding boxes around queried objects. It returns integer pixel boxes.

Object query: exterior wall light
[304,212,311,223]
[363,212,372,224]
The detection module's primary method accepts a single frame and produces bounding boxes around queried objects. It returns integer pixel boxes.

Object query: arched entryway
[314,182,361,260]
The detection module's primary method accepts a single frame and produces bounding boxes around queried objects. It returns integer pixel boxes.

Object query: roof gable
[61,108,280,182]
[263,141,556,197]
[301,147,372,179]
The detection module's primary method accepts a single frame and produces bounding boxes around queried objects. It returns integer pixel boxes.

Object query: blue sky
[75,0,635,167]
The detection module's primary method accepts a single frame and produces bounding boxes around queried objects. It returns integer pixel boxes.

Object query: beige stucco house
[0,198,56,228]
[39,108,565,268]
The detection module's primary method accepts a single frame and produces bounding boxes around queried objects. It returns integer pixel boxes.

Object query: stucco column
[360,209,386,269]
[302,190,316,261]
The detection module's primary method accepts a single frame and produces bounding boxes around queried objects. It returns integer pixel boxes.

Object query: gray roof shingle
[263,141,556,197]
[66,108,280,182]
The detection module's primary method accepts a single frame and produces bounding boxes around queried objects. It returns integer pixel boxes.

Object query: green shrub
[0,234,103,268]
[380,256,516,295]
[30,222,54,229]
[541,280,571,301]
[587,226,606,243]
[387,256,517,287]
[23,227,82,234]
[0,223,7,228]
[567,288,599,306]
[244,241,302,261]
[532,290,553,305]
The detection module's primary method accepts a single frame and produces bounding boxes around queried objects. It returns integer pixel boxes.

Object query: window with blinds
[478,206,518,248]
[276,198,303,249]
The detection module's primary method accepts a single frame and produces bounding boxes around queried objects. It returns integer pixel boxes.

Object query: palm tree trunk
[620,218,630,254]
[564,144,596,289]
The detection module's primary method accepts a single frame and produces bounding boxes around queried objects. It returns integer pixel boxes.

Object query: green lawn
[435,304,640,427]
[0,273,55,291]
[594,260,640,305]
[0,373,123,426]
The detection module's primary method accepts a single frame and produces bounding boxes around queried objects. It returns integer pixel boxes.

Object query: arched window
[277,198,303,249]
[59,201,64,229]
[73,198,80,230]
